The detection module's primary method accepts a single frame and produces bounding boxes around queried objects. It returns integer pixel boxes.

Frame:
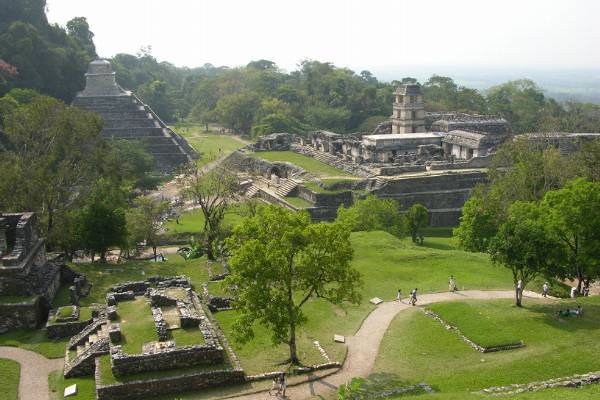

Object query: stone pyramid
[72,59,198,172]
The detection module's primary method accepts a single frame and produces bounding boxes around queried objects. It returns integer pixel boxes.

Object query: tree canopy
[225,205,362,364]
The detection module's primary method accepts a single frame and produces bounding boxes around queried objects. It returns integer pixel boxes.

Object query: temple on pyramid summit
[73,59,198,172]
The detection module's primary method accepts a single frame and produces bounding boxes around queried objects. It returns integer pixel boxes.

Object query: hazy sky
[46,0,600,72]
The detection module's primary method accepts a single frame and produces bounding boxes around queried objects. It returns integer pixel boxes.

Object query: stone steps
[276,179,298,197]
[245,185,259,198]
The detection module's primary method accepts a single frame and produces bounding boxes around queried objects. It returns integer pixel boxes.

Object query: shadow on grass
[525,300,600,333]
[421,241,455,251]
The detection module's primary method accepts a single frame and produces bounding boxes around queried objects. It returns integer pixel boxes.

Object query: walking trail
[225,289,547,400]
[0,346,63,400]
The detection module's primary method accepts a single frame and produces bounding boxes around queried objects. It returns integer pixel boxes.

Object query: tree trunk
[206,234,215,261]
[153,245,157,261]
[91,252,95,263]
[288,321,299,365]
[515,286,522,307]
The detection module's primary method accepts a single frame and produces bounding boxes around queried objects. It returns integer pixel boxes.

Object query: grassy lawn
[303,180,352,193]
[0,358,19,400]
[49,370,95,400]
[163,205,246,238]
[214,309,340,375]
[116,297,157,354]
[54,255,210,307]
[284,196,314,208]
[375,297,600,399]
[174,126,247,168]
[214,230,516,376]
[0,329,68,359]
[250,151,353,177]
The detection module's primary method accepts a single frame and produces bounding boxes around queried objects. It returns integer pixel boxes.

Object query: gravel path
[0,346,63,400]
[225,289,547,400]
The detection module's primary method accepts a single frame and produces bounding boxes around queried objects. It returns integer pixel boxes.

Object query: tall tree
[225,205,362,364]
[336,195,405,237]
[541,179,600,292]
[126,196,169,261]
[488,201,555,306]
[0,95,105,241]
[406,204,429,245]
[184,164,239,260]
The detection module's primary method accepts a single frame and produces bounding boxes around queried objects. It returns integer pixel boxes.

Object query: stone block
[64,384,78,397]
[369,297,383,305]
[334,334,345,343]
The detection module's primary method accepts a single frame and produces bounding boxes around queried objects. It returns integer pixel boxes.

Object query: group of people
[558,305,584,317]
[396,276,459,306]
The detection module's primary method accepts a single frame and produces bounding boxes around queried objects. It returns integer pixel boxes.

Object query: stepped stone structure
[0,213,62,331]
[73,60,198,172]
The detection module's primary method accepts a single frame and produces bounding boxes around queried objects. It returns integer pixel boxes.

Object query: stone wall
[96,358,245,400]
[110,345,224,377]
[297,186,352,208]
[378,165,427,176]
[222,151,302,179]
[0,296,43,330]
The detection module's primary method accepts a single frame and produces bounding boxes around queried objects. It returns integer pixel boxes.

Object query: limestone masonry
[72,59,198,172]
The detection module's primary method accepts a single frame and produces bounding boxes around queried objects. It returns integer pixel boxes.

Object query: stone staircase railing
[68,317,107,350]
[64,336,110,378]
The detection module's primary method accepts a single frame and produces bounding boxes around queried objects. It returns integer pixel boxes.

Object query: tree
[406,204,429,245]
[336,195,405,237]
[541,179,600,292]
[66,17,97,58]
[126,196,169,260]
[184,164,239,260]
[488,202,555,306]
[214,91,261,135]
[137,80,174,122]
[0,96,106,242]
[454,190,502,253]
[76,179,128,262]
[225,205,362,364]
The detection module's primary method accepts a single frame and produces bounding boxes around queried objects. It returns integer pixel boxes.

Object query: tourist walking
[542,282,549,297]
[396,289,402,302]
[449,275,456,292]
[410,288,418,306]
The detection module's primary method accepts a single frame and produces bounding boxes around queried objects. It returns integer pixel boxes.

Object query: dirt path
[225,290,547,400]
[0,346,63,400]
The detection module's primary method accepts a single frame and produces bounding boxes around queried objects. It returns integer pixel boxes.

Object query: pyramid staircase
[73,88,197,173]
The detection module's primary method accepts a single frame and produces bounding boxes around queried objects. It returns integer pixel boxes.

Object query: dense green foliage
[406,204,429,245]
[337,195,406,237]
[225,205,362,363]
[0,0,95,101]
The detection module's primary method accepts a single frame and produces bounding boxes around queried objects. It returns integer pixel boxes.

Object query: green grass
[214,309,342,375]
[54,255,210,307]
[0,358,19,400]
[250,151,353,177]
[0,295,36,304]
[169,327,205,347]
[49,370,95,400]
[163,205,246,238]
[207,281,229,298]
[303,180,351,193]
[214,230,514,376]
[116,297,157,354]
[285,196,314,208]
[175,126,247,168]
[375,297,600,399]
[56,306,75,319]
[0,329,68,359]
